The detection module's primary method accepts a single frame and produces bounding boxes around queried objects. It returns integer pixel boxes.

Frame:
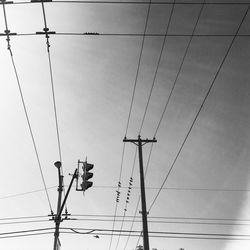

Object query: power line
[124,0,152,137]
[0,232,53,240]
[114,149,137,250]
[39,1,69,213]
[108,142,126,250]
[149,4,250,212]
[71,214,250,222]
[40,1,63,168]
[132,2,176,244]
[0,219,50,226]
[0,185,249,201]
[60,217,250,227]
[110,0,152,248]
[153,0,205,137]
[0,227,54,236]
[0,215,49,221]
[0,227,250,241]
[138,1,175,134]
[61,227,250,238]
[58,231,250,241]
[131,5,207,239]
[1,0,53,213]
[0,186,58,200]
[2,32,250,37]
[8,1,250,5]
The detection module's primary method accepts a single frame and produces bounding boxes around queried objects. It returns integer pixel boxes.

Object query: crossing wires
[0,0,53,214]
[124,0,205,247]
[148,3,250,212]
[109,0,152,249]
[122,1,176,249]
[38,1,69,212]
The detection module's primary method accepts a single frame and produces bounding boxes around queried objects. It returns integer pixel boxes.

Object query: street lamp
[54,161,62,169]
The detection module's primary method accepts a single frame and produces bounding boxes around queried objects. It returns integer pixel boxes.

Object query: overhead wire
[62,231,250,241]
[109,0,152,248]
[0,219,51,226]
[58,217,250,227]
[131,0,205,247]
[8,1,250,5]
[0,185,249,202]
[126,0,177,247]
[70,214,250,222]
[138,0,175,135]
[39,1,68,212]
[153,0,205,137]
[2,32,250,37]
[1,0,53,214]
[0,232,53,240]
[124,0,152,137]
[130,4,208,237]
[108,141,125,250]
[148,3,250,212]
[0,215,49,221]
[0,228,249,241]
[1,226,250,241]
[60,227,250,240]
[114,149,137,250]
[0,186,58,200]
[0,227,54,236]
[61,227,250,237]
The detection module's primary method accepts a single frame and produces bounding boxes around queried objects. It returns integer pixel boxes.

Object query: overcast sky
[0,0,250,250]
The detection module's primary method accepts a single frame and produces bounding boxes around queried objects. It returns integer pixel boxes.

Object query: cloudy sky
[0,0,250,250]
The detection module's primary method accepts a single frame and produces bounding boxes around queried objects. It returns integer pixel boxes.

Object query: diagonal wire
[124,0,152,137]
[124,1,176,247]
[9,50,53,213]
[128,0,176,247]
[135,231,143,250]
[138,0,176,135]
[153,0,206,137]
[1,0,53,213]
[40,1,68,211]
[109,0,152,249]
[114,148,137,250]
[148,4,250,212]
[41,2,63,165]
[108,142,126,250]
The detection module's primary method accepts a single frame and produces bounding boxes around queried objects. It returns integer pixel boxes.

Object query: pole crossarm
[123,136,157,146]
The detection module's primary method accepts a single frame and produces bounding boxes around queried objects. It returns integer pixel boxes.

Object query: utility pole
[52,161,78,250]
[123,135,157,250]
[53,161,63,250]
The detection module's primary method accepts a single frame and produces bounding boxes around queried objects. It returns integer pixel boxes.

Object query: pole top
[54,161,62,169]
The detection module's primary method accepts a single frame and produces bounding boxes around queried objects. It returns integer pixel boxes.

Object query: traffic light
[81,162,94,191]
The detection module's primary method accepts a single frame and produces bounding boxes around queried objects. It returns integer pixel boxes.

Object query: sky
[0,0,250,250]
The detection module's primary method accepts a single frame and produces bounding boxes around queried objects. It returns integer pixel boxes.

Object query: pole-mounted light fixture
[54,161,61,169]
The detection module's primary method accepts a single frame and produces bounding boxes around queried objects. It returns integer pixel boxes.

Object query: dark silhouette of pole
[53,162,78,250]
[53,161,63,250]
[123,135,156,250]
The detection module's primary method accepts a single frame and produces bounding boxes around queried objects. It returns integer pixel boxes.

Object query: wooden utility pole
[123,135,157,250]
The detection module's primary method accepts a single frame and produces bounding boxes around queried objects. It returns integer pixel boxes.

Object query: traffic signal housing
[81,162,94,191]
